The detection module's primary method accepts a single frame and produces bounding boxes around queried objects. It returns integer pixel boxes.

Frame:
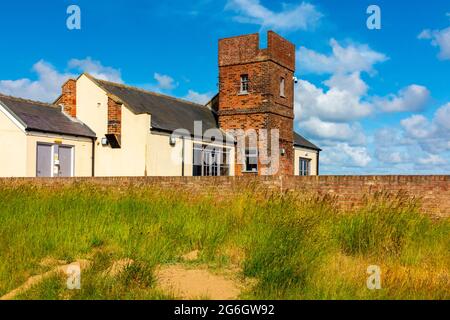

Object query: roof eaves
[294,143,322,152]
[25,127,96,139]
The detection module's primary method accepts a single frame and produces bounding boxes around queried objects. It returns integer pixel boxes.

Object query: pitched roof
[88,75,218,134]
[0,94,96,138]
[79,75,321,151]
[294,132,321,151]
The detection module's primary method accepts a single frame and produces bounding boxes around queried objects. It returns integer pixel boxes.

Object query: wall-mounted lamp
[169,136,177,146]
[280,148,286,156]
[101,137,109,146]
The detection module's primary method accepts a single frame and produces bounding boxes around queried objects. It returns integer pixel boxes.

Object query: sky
[0,0,449,174]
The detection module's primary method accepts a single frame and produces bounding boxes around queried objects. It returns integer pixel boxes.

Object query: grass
[0,183,448,300]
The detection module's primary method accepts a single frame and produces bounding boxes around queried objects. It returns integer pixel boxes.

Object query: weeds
[0,184,448,300]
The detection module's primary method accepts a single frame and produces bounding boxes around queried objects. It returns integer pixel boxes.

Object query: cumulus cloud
[295,75,372,123]
[418,154,447,165]
[300,117,366,144]
[0,60,73,102]
[225,0,322,31]
[401,115,432,139]
[434,102,450,131]
[294,38,441,173]
[401,103,450,141]
[374,103,450,170]
[376,150,405,164]
[297,39,388,75]
[153,73,178,91]
[321,143,371,168]
[374,85,430,112]
[183,90,214,105]
[68,57,123,83]
[0,58,122,102]
[418,23,450,60]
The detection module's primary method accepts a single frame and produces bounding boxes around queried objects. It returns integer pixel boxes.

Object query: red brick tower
[218,31,295,176]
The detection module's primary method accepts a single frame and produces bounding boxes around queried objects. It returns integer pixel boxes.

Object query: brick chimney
[57,79,77,118]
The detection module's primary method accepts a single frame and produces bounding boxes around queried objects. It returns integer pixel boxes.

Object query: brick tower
[218,31,295,176]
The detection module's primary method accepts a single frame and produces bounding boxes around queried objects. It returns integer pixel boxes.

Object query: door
[36,144,52,177]
[58,146,73,177]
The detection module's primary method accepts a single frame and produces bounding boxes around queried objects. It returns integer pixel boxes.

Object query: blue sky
[0,0,449,174]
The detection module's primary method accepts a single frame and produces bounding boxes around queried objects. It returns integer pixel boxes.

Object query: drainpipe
[181,136,185,177]
[316,151,320,176]
[91,138,96,177]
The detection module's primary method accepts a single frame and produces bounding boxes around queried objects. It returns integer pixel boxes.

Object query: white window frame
[299,158,311,176]
[193,144,231,177]
[240,74,249,94]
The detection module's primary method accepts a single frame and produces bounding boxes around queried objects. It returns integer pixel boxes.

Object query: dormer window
[240,74,249,94]
[280,77,285,97]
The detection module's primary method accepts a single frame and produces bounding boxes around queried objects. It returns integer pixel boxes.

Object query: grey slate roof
[294,132,321,151]
[0,94,96,138]
[87,75,320,151]
[91,77,218,134]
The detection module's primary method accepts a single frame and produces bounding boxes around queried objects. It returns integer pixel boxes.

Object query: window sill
[238,92,249,96]
[242,170,258,174]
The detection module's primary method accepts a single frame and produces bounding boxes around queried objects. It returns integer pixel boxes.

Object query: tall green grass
[0,183,448,300]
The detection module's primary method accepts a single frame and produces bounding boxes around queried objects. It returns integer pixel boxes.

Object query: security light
[101,137,109,146]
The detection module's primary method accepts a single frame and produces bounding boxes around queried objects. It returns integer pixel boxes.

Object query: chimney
[57,79,77,117]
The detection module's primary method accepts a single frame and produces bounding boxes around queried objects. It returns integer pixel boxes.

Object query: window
[244,148,258,173]
[193,144,230,177]
[299,158,311,176]
[240,74,249,94]
[280,77,285,97]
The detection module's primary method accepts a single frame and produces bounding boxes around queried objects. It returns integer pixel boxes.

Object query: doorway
[36,143,74,177]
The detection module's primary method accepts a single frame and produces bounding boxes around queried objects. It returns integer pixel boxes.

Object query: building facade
[0,31,320,178]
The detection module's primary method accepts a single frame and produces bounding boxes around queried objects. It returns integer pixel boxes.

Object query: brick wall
[56,79,77,117]
[218,31,295,176]
[107,97,122,141]
[0,176,448,218]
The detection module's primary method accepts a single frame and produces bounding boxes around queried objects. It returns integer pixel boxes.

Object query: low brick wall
[0,176,449,218]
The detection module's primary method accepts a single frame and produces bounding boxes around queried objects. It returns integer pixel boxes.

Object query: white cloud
[376,151,405,164]
[401,103,450,141]
[154,73,178,90]
[401,114,432,139]
[184,90,214,105]
[374,85,430,112]
[434,102,450,131]
[321,143,371,168]
[226,0,322,31]
[0,58,122,102]
[298,39,387,75]
[295,76,372,123]
[418,154,447,165]
[418,25,450,60]
[0,60,74,102]
[374,103,450,169]
[294,37,446,173]
[68,57,123,83]
[300,117,366,144]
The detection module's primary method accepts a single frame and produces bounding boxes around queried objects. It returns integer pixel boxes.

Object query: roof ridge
[0,93,59,109]
[90,75,208,109]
